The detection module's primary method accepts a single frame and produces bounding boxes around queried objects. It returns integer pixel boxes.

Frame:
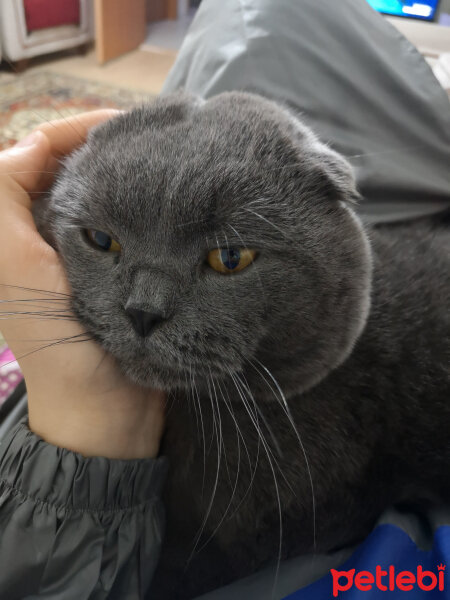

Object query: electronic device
[366,0,441,21]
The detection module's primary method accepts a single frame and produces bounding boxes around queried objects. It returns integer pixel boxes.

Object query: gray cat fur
[32,92,450,599]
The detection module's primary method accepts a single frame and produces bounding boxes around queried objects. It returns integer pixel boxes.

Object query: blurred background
[0,0,449,148]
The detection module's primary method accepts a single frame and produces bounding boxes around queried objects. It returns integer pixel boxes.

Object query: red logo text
[330,564,446,597]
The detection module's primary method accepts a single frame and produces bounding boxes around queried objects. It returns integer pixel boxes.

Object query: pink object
[0,345,23,406]
[23,0,80,32]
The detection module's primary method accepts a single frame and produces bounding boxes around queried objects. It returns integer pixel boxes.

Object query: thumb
[0,130,55,193]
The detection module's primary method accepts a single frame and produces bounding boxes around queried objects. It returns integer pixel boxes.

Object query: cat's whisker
[248,357,317,552]
[207,373,236,540]
[0,302,75,319]
[183,368,193,417]
[0,297,69,304]
[211,374,232,488]
[0,305,74,319]
[243,197,291,218]
[234,371,295,496]
[194,375,245,553]
[187,363,200,439]
[232,371,282,489]
[0,305,72,311]
[190,366,207,498]
[3,171,59,176]
[230,370,283,598]
[210,371,227,482]
[164,391,177,419]
[4,330,87,344]
[0,312,72,318]
[0,333,93,373]
[259,144,427,175]
[220,370,262,518]
[205,374,219,455]
[218,375,251,485]
[0,315,77,322]
[243,207,290,240]
[188,373,223,564]
[344,144,427,161]
[3,190,47,196]
[0,284,71,297]
[221,369,261,523]
[231,370,262,504]
[185,368,206,465]
[239,374,283,459]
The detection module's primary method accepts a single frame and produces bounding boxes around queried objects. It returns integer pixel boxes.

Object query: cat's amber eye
[207,248,256,274]
[86,229,121,253]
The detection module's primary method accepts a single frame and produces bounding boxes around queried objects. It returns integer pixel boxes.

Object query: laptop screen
[366,0,440,21]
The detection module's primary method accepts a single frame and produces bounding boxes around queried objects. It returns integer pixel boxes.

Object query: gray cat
[32,92,450,599]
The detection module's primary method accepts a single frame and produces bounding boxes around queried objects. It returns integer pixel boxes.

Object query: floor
[0,45,177,94]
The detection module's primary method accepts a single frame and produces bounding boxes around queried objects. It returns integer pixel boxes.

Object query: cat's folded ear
[85,91,203,145]
[282,109,361,205]
[307,144,362,205]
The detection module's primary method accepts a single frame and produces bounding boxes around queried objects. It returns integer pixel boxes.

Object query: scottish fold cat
[32,92,450,598]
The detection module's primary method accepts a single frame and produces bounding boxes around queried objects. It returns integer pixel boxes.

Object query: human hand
[0,112,165,459]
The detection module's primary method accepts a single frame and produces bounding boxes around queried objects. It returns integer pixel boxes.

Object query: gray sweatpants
[162,0,450,224]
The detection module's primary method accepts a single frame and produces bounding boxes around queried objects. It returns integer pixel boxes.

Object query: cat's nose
[125,307,165,338]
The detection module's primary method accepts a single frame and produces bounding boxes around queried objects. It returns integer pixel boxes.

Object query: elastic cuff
[0,417,168,512]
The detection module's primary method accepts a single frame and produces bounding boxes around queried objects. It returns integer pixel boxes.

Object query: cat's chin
[123,370,183,392]
[116,356,232,393]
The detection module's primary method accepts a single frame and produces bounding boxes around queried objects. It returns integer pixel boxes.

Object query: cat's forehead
[82,136,254,219]
[90,92,301,169]
[76,102,290,225]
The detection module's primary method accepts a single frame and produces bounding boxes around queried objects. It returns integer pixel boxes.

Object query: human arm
[0,113,168,598]
[0,113,166,458]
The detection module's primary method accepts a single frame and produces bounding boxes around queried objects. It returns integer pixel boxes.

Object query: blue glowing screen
[366,0,439,20]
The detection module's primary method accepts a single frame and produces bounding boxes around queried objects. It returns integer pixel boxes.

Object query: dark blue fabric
[284,524,450,599]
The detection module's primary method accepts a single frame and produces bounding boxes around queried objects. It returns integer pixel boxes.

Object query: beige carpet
[0,71,153,149]
[0,47,176,94]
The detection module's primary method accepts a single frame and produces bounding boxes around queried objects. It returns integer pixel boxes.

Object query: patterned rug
[0,71,152,149]
[0,72,153,404]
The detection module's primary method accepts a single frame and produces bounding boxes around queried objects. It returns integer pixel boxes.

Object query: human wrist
[27,385,166,459]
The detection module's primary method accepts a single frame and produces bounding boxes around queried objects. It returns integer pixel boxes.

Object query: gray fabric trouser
[162,0,450,224]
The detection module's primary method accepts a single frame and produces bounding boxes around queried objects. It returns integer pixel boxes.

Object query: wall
[441,0,450,15]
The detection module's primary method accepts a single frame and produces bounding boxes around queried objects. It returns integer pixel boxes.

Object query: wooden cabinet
[95,0,177,64]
